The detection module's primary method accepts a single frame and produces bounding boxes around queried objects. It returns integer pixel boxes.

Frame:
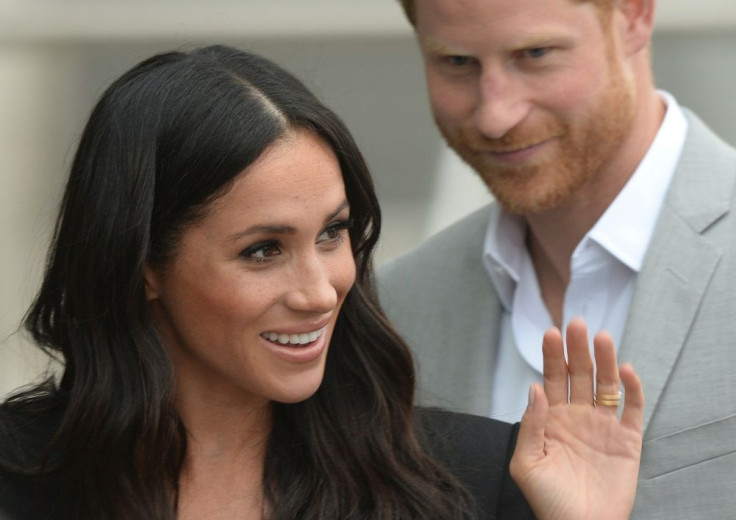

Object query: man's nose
[473,69,531,139]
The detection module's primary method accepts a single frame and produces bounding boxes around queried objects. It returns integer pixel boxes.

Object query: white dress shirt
[483,92,688,422]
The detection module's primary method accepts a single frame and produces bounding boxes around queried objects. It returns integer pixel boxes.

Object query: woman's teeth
[261,327,325,346]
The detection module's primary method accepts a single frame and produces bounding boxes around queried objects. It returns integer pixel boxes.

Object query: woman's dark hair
[2,45,469,519]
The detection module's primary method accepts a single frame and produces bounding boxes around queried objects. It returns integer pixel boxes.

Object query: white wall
[1,2,736,397]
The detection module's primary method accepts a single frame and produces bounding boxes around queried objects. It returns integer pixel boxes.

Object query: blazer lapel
[619,208,720,433]
[442,205,503,416]
[618,111,735,433]
[458,264,503,416]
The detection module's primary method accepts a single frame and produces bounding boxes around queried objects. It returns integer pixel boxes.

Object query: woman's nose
[283,257,338,313]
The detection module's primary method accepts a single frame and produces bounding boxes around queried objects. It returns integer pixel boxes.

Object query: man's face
[415,0,636,215]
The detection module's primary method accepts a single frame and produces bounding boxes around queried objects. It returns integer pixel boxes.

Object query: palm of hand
[517,404,642,520]
[509,321,645,520]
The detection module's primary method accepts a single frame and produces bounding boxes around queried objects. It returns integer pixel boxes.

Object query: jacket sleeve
[415,408,536,520]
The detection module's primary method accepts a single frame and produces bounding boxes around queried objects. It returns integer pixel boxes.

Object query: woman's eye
[240,241,281,264]
[318,219,353,246]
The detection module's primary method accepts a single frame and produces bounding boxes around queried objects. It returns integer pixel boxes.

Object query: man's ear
[615,0,656,56]
[143,265,161,301]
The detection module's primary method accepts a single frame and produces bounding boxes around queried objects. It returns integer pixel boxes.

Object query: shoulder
[415,408,535,520]
[662,108,736,238]
[672,109,736,201]
[416,407,514,456]
[0,400,65,520]
[0,470,62,520]
[415,408,514,481]
[680,108,736,162]
[379,204,493,280]
[376,204,495,314]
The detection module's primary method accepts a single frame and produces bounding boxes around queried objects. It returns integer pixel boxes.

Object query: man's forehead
[415,0,602,50]
[409,0,612,20]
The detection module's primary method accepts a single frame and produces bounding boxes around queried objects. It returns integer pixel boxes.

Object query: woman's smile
[146,129,356,406]
[260,325,327,346]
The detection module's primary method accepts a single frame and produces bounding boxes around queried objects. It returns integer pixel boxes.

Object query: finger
[511,384,549,477]
[542,327,568,406]
[593,330,620,414]
[619,362,645,432]
[566,318,594,405]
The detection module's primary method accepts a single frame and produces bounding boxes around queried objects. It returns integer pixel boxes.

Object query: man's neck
[525,90,666,326]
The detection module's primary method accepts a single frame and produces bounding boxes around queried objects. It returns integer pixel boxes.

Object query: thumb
[511,384,549,474]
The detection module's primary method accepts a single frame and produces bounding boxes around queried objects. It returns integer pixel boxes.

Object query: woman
[0,45,643,519]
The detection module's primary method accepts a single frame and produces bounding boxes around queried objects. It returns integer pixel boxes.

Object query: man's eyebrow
[513,33,573,49]
[228,200,350,241]
[421,33,573,55]
[421,37,462,55]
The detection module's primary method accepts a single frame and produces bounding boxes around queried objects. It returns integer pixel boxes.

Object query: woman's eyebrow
[228,200,350,241]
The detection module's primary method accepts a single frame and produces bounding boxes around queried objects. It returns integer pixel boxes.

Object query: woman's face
[146,130,356,408]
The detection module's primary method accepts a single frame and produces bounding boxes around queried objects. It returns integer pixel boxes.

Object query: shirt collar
[483,90,688,308]
[584,91,688,271]
[483,206,525,312]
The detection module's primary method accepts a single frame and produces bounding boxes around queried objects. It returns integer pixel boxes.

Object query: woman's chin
[269,373,325,405]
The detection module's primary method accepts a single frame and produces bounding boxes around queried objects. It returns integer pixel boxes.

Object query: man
[377,0,736,517]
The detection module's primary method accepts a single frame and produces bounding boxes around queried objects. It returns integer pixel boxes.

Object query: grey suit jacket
[377,111,736,519]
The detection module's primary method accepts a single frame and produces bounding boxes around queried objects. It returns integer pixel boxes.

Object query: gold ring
[596,390,622,407]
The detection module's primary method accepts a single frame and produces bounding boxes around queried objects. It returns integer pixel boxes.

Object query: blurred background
[2,0,736,397]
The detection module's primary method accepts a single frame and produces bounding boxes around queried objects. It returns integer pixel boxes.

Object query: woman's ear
[615,0,656,56]
[143,265,161,301]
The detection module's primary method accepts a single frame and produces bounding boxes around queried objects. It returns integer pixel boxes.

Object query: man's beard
[438,62,636,216]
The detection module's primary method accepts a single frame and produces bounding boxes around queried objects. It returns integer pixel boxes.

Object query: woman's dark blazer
[0,406,534,520]
[416,408,535,520]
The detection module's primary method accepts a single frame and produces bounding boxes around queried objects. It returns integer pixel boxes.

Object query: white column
[0,46,74,398]
[424,147,492,237]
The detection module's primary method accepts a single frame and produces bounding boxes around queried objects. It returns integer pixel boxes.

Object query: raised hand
[509,318,644,520]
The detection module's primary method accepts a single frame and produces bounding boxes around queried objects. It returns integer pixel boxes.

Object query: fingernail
[528,385,535,409]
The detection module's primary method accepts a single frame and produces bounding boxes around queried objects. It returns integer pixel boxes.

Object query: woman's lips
[260,327,329,364]
[260,326,326,347]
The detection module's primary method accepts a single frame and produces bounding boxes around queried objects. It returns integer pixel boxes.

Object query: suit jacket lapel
[460,257,503,416]
[619,208,720,433]
[619,111,735,433]
[443,205,503,416]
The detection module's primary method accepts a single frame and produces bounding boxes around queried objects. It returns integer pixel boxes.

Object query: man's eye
[524,47,549,59]
[446,55,472,67]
